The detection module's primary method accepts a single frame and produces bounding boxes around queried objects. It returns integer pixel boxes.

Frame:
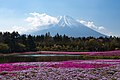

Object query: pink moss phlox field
[0,60,120,72]
[7,50,120,56]
[1,60,120,79]
[47,60,117,68]
[48,62,111,68]
[0,63,38,72]
[39,50,120,56]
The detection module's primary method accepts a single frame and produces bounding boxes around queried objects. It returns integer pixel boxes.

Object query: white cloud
[9,25,42,34]
[25,12,58,27]
[3,26,27,34]
[78,19,106,31]
[0,25,34,34]
[77,19,114,36]
[98,26,105,30]
[78,20,99,29]
[0,13,59,34]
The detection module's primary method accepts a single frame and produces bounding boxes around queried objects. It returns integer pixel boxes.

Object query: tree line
[0,31,120,53]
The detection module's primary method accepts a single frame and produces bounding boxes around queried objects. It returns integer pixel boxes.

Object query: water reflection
[17,54,81,57]
[0,54,84,63]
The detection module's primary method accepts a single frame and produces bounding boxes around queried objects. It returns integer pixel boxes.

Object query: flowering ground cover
[37,50,120,56]
[2,50,120,56]
[0,60,120,79]
[0,63,38,72]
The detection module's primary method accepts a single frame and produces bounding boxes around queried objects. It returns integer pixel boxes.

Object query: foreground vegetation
[0,31,120,53]
[1,60,120,80]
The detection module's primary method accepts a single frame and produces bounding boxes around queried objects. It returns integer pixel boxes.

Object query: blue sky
[0,0,120,36]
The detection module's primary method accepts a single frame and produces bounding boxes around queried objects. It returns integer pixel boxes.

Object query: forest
[0,31,120,53]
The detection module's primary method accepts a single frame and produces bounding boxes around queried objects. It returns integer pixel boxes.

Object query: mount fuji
[31,15,106,37]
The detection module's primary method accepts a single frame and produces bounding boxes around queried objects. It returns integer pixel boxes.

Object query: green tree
[0,43,9,53]
[16,43,26,52]
[26,35,36,51]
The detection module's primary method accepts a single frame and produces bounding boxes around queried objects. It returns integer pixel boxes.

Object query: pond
[17,54,82,57]
[0,54,85,63]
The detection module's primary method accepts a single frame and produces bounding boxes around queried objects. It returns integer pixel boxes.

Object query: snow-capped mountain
[31,15,106,37]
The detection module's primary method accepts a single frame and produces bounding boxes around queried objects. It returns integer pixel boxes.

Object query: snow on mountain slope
[31,15,106,37]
